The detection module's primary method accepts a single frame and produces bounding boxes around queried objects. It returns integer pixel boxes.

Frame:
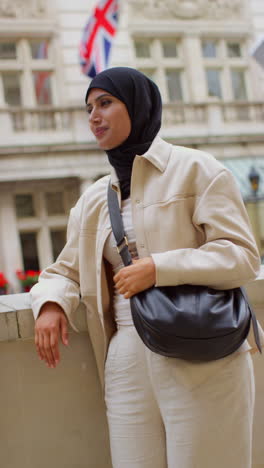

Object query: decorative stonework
[0,0,46,18]
[129,0,243,20]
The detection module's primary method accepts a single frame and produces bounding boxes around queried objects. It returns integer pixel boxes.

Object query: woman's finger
[50,330,60,365]
[35,330,43,361]
[60,316,69,347]
[43,332,55,368]
[38,332,46,362]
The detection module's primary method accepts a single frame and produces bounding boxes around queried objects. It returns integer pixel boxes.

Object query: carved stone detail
[0,0,46,18]
[129,0,243,20]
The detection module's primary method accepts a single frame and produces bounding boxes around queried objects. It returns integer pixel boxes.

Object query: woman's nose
[89,107,101,123]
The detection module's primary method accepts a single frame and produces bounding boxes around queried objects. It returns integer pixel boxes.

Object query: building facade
[0,0,264,293]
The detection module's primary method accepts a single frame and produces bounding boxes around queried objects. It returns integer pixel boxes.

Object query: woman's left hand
[114,256,156,299]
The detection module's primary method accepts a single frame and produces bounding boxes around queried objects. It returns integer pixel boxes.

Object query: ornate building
[0,0,264,292]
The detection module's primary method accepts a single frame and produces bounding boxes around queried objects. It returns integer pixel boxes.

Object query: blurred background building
[0,0,264,293]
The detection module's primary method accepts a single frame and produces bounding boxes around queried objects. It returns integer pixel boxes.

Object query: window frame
[133,36,187,103]
[201,37,250,101]
[0,36,57,108]
[13,180,79,271]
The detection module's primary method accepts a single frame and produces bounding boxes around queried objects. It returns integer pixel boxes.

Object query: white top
[103,198,138,327]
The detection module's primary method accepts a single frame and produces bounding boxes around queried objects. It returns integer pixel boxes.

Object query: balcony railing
[162,101,264,126]
[0,101,263,147]
[4,106,74,132]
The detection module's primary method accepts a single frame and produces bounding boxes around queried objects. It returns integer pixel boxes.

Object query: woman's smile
[94,126,109,138]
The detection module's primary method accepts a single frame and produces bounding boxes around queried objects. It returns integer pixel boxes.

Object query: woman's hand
[35,302,69,368]
[114,256,156,299]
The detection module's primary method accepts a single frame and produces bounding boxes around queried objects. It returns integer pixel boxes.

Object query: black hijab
[85,67,162,199]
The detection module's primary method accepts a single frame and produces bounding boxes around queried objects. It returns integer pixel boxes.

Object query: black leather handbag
[107,183,261,361]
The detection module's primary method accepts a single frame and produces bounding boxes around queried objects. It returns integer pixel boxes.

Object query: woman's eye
[101,99,111,107]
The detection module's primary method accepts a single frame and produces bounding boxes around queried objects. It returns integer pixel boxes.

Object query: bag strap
[107,182,132,267]
[107,181,262,354]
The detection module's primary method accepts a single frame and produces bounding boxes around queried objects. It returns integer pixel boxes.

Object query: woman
[31,67,262,468]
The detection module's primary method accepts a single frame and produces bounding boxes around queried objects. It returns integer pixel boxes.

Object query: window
[162,41,178,58]
[51,229,66,260]
[14,180,79,270]
[0,37,55,108]
[45,192,65,215]
[202,40,217,58]
[231,69,247,100]
[30,39,49,60]
[227,43,241,58]
[0,41,17,59]
[33,71,52,106]
[135,41,151,58]
[15,194,35,217]
[2,73,21,106]
[134,37,186,102]
[206,69,222,98]
[202,38,248,101]
[20,232,40,271]
[165,70,183,101]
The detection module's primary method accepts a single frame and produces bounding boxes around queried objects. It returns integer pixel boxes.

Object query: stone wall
[0,274,264,467]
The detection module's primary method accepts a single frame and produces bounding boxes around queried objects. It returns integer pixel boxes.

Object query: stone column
[0,192,24,293]
[183,36,207,102]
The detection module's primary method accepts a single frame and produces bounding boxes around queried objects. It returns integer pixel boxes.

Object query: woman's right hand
[35,302,69,368]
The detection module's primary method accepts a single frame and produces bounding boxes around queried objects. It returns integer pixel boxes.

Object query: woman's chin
[98,141,112,150]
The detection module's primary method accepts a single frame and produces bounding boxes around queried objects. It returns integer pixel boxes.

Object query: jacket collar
[110,136,172,190]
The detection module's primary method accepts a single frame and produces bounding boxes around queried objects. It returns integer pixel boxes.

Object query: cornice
[1,134,264,158]
[0,18,57,36]
[128,0,246,21]
[130,21,252,37]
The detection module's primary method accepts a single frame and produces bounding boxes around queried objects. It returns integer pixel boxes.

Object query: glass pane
[33,71,52,105]
[2,73,21,106]
[51,230,66,260]
[45,192,65,215]
[166,70,183,101]
[135,41,151,58]
[231,70,247,100]
[20,232,40,271]
[162,41,178,58]
[202,40,217,58]
[15,194,35,218]
[138,68,155,81]
[227,43,241,58]
[30,40,49,59]
[0,42,17,59]
[206,69,222,98]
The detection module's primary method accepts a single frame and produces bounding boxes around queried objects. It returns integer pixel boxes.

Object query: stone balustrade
[0,101,263,145]
[0,272,264,467]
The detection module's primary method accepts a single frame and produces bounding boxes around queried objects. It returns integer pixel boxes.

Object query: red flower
[0,272,8,289]
[16,270,41,291]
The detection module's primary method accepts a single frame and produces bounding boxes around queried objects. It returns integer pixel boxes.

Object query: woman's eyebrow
[86,93,112,107]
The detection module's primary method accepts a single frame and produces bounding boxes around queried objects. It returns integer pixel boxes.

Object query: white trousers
[105,326,255,468]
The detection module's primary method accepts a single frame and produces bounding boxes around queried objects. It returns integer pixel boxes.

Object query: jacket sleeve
[151,169,261,289]
[30,207,81,329]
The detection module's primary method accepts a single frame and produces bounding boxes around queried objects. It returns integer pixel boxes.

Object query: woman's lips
[94,127,108,138]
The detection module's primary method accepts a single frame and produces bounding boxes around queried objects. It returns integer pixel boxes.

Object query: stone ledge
[0,269,264,342]
[0,294,87,342]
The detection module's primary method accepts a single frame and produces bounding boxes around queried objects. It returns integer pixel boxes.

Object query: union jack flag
[79,0,119,79]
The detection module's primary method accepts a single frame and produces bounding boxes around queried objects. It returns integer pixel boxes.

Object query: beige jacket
[31,136,262,384]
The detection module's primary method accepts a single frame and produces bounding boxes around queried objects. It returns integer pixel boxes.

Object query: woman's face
[86,88,131,150]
